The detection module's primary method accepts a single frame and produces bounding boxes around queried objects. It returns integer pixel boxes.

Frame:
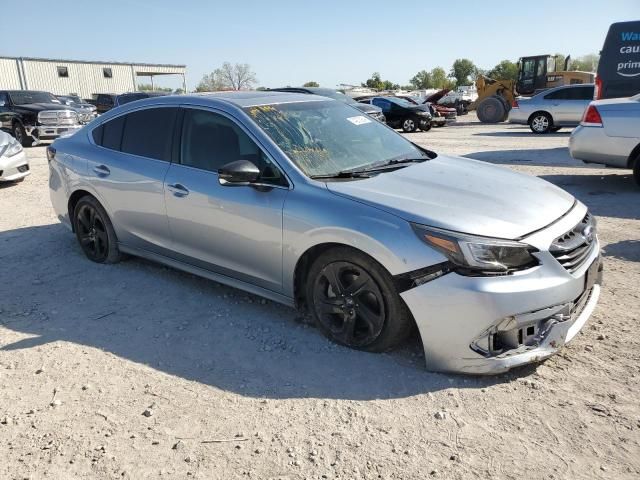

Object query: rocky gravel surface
[1,116,639,479]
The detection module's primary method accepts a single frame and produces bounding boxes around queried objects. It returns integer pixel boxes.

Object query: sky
[2,0,639,90]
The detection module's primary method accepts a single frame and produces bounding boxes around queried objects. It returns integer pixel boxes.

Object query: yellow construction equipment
[474,54,595,123]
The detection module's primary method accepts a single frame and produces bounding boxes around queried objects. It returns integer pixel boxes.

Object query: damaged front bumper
[400,205,603,374]
[25,124,82,145]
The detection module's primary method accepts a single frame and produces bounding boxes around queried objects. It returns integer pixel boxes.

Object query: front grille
[550,213,596,273]
[38,110,78,126]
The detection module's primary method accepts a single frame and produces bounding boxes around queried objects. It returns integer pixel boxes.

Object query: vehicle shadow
[540,172,640,220]
[465,147,585,167]
[602,240,640,262]
[0,223,525,401]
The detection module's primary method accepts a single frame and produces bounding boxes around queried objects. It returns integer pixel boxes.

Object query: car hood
[0,130,13,146]
[353,103,382,114]
[13,103,75,113]
[325,156,575,239]
[424,89,451,103]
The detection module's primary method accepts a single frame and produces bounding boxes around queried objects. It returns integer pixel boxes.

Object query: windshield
[245,100,428,177]
[10,91,60,105]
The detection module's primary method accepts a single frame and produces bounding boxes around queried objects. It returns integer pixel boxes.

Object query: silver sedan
[570,94,640,186]
[508,84,594,133]
[48,92,602,374]
[0,130,29,182]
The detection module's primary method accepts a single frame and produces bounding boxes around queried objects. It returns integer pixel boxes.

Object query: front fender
[282,184,444,297]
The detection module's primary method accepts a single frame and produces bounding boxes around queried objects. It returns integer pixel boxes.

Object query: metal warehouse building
[0,56,187,100]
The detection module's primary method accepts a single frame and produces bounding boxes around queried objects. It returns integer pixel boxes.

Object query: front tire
[402,117,418,133]
[305,247,413,352]
[529,113,553,134]
[419,119,432,131]
[476,96,506,123]
[73,196,122,264]
[12,122,34,148]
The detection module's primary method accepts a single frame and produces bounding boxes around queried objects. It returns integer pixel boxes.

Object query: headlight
[5,138,23,157]
[416,111,430,117]
[412,224,539,274]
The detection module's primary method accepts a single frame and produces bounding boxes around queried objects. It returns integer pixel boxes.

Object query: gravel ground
[1,115,639,480]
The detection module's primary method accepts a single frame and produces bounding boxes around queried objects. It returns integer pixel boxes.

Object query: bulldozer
[474,54,595,123]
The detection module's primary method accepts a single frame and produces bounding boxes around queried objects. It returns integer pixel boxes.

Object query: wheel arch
[627,142,640,169]
[68,189,98,232]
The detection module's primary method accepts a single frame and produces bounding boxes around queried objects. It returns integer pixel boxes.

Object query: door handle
[93,164,110,176]
[167,183,189,197]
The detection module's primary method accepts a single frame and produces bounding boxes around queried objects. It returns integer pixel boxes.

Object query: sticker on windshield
[346,115,372,126]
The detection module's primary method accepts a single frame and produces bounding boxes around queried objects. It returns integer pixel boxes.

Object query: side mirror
[218,160,260,185]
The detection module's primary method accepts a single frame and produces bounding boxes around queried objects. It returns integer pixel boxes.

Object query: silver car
[48,92,602,374]
[570,94,640,186]
[508,84,595,133]
[0,130,29,182]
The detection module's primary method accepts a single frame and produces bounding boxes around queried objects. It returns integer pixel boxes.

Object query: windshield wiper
[310,171,372,180]
[310,157,428,180]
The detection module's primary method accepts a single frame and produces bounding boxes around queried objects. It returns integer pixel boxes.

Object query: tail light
[594,76,602,100]
[46,146,56,162]
[512,99,519,108]
[581,104,603,127]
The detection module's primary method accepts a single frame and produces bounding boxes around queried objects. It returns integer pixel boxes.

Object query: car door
[544,87,593,126]
[163,107,289,293]
[88,106,177,252]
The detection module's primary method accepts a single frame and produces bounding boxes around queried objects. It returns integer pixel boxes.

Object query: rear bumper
[507,108,529,125]
[0,150,30,182]
[569,125,635,168]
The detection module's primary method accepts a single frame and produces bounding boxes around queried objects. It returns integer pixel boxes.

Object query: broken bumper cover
[400,235,602,375]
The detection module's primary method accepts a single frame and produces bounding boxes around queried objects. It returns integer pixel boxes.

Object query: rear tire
[633,155,640,187]
[529,112,553,134]
[476,96,506,123]
[73,196,122,264]
[12,122,34,148]
[305,247,413,352]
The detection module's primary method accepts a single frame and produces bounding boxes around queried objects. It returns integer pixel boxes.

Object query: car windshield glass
[10,91,59,105]
[245,100,428,177]
[386,97,412,107]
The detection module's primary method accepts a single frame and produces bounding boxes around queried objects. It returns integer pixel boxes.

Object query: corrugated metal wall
[0,58,23,89]
[0,58,186,99]
[22,61,136,99]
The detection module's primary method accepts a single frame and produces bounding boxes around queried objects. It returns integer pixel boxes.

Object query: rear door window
[544,88,571,100]
[120,108,177,161]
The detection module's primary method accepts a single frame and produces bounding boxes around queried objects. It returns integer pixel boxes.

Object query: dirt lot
[1,115,639,480]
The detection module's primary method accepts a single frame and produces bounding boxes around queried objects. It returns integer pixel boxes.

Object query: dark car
[357,96,432,132]
[56,95,98,124]
[596,21,640,100]
[115,91,170,107]
[90,94,118,114]
[269,87,386,122]
[0,90,81,147]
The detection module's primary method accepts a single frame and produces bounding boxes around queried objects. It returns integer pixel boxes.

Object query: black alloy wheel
[311,261,386,348]
[73,196,122,264]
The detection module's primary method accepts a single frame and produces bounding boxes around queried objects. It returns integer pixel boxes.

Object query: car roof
[190,91,330,107]
[539,83,595,94]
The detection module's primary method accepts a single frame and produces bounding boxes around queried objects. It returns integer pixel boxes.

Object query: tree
[486,60,519,81]
[196,62,258,92]
[450,59,477,85]
[570,54,599,72]
[362,72,383,90]
[410,70,432,89]
[303,81,319,87]
[137,83,172,92]
[430,67,451,89]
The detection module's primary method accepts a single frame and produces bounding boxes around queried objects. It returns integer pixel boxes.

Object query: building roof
[1,56,185,69]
